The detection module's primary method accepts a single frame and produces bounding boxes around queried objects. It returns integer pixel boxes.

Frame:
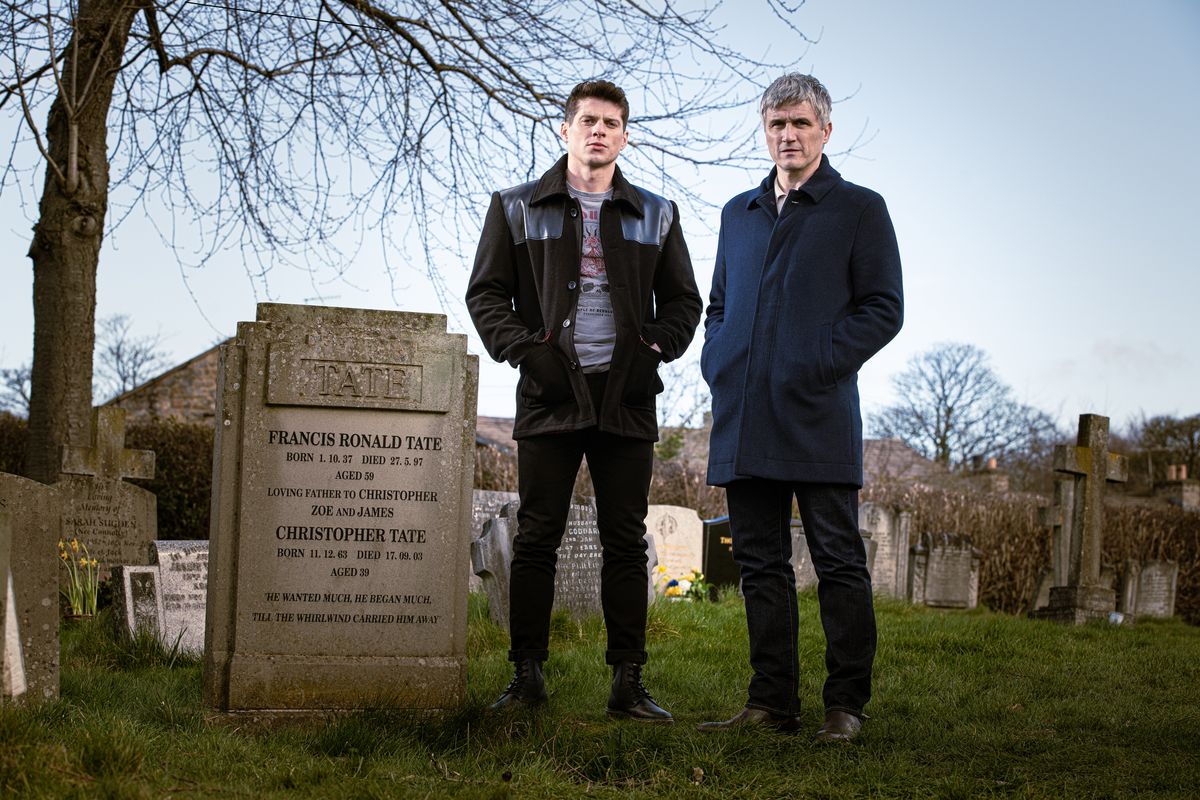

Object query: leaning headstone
[151,541,209,653]
[645,505,704,581]
[468,490,520,592]
[859,502,911,600]
[909,532,982,609]
[0,473,61,701]
[111,565,163,639]
[2,510,27,700]
[203,304,479,713]
[702,517,738,591]
[58,407,157,578]
[1032,414,1128,625]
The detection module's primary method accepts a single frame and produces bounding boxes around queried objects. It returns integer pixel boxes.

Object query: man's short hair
[565,80,630,128]
[759,73,832,126]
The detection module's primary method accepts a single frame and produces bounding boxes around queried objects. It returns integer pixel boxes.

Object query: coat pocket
[621,342,664,409]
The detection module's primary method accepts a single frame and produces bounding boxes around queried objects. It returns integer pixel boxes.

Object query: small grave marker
[2,510,27,700]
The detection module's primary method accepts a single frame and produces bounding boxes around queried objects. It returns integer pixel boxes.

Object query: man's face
[763,101,831,181]
[560,98,628,169]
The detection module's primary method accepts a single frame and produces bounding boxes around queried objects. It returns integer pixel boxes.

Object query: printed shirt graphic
[567,184,616,371]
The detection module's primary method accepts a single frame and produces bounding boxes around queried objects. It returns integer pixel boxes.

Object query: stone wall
[105,342,227,425]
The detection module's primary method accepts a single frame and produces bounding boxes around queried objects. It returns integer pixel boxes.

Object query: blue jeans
[725,479,875,717]
[509,372,654,665]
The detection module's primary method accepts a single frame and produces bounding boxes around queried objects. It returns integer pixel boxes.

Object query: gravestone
[909,532,982,609]
[859,502,911,599]
[645,505,704,581]
[1038,477,1076,588]
[58,407,157,578]
[1032,414,1128,624]
[702,517,738,590]
[469,490,520,592]
[472,501,658,628]
[153,541,209,653]
[112,565,163,639]
[1116,560,1179,620]
[203,304,479,713]
[2,510,27,700]
[791,519,819,591]
[0,473,61,701]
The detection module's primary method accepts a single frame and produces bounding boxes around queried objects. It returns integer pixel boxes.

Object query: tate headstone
[58,407,157,578]
[0,473,61,701]
[203,304,479,713]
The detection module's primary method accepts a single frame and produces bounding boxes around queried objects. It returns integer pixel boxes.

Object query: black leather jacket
[466,156,701,441]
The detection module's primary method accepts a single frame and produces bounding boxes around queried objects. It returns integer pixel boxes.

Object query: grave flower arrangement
[57,537,99,617]
[654,565,712,602]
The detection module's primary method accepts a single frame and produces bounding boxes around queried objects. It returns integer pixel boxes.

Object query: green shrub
[0,412,24,475]
[125,419,213,540]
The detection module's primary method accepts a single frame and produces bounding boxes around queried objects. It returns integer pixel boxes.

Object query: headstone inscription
[702,517,738,591]
[1032,414,1128,625]
[153,541,209,653]
[909,532,982,609]
[203,304,479,712]
[0,473,61,701]
[1116,560,1179,620]
[858,502,911,600]
[58,407,157,578]
[2,510,27,700]
[644,505,704,580]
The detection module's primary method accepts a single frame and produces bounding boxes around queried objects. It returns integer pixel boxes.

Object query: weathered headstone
[859,502,911,599]
[645,505,704,581]
[152,541,209,653]
[790,519,818,591]
[58,407,157,578]
[1116,559,1179,620]
[2,510,27,700]
[469,490,520,592]
[0,473,61,701]
[1032,414,1128,625]
[112,565,163,639]
[471,503,519,627]
[203,304,479,713]
[702,516,738,590]
[909,532,982,609]
[1038,477,1076,589]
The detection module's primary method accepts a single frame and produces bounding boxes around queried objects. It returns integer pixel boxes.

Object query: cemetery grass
[3,596,1199,799]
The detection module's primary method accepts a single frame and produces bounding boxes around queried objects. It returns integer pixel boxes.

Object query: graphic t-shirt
[567,184,615,371]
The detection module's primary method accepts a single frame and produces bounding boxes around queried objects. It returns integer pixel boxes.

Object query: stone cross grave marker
[58,407,157,578]
[203,304,478,713]
[0,473,61,701]
[2,510,27,701]
[1038,477,1076,587]
[1034,413,1128,624]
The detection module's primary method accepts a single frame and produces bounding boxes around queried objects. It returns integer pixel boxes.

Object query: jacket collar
[531,154,645,217]
[748,153,841,210]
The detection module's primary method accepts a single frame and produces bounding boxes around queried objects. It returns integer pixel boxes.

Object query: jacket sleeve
[831,193,904,379]
[465,192,539,366]
[641,201,702,363]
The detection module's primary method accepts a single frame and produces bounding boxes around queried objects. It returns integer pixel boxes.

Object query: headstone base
[1031,584,1115,624]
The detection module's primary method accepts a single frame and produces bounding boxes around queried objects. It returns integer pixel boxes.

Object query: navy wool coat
[701,155,903,487]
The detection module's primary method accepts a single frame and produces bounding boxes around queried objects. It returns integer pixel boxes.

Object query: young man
[466,80,701,721]
[698,74,903,740]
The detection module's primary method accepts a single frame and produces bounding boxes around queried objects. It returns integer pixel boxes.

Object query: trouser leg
[794,483,875,716]
[725,479,800,716]
[586,427,654,665]
[509,431,584,662]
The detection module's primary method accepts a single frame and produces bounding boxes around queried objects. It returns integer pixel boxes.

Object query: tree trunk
[23,0,137,483]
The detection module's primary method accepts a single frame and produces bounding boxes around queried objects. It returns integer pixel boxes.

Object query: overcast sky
[2,0,1197,433]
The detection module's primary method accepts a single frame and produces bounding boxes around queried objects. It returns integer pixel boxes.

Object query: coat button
[568,280,577,290]
[569,361,578,370]
[562,319,571,328]
[569,207,578,218]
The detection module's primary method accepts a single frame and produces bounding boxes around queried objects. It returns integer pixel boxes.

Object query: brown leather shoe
[814,709,862,742]
[696,707,802,734]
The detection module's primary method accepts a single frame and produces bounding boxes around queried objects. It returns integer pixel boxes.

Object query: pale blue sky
[2,0,1197,432]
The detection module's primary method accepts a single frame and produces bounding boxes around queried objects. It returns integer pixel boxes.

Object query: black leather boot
[490,659,548,710]
[606,662,673,723]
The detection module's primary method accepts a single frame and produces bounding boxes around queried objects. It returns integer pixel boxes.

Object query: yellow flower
[655,565,667,573]
[59,551,69,561]
[70,538,79,552]
[91,559,98,567]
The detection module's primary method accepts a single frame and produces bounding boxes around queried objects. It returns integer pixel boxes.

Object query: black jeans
[725,479,875,717]
[509,372,654,665]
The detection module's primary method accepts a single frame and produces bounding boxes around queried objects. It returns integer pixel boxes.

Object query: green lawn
[3,593,1198,798]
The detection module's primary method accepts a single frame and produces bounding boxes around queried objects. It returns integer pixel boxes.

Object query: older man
[698,74,903,741]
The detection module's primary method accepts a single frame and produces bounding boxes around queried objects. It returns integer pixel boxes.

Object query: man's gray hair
[759,73,832,126]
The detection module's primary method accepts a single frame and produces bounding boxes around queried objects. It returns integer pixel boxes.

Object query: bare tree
[1132,413,1200,482]
[93,313,169,401]
[0,363,32,416]
[871,342,1060,471]
[2,0,811,482]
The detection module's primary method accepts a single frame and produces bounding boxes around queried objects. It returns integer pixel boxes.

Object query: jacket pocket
[519,344,573,406]
[621,342,664,410]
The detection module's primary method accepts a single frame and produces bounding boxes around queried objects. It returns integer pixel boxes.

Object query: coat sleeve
[465,192,540,366]
[641,200,702,363]
[699,213,728,385]
[831,193,904,379]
